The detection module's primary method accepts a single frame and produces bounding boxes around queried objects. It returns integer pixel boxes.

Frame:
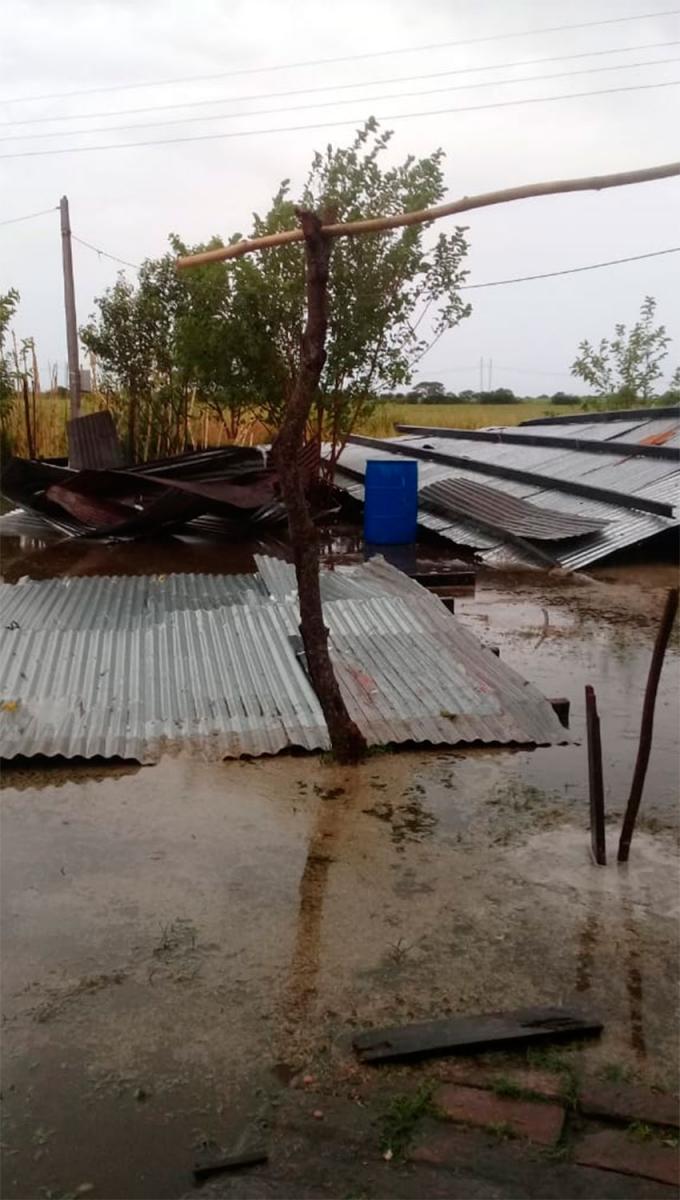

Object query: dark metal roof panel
[419,477,605,540]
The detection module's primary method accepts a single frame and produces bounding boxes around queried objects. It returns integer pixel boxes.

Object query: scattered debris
[353,1006,603,1064]
[334,406,680,568]
[0,437,322,542]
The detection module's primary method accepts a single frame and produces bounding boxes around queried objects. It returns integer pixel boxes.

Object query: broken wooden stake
[585,685,606,865]
[617,587,679,863]
[353,1005,603,1064]
[193,1144,267,1178]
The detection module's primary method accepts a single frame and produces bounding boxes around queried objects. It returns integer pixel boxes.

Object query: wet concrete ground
[1,541,678,1199]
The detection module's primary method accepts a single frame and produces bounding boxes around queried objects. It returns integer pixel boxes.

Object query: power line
[461,246,680,289]
[2,79,678,160]
[0,205,57,227]
[4,55,677,144]
[3,9,678,105]
[3,39,677,129]
[72,233,140,270]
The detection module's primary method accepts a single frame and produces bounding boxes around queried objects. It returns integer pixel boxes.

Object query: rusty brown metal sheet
[67,411,126,470]
[1,435,322,541]
[419,477,606,540]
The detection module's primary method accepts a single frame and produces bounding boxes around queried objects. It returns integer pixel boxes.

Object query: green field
[354,401,581,437]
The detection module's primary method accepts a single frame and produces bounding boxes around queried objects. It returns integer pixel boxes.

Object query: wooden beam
[353,1005,603,1064]
[177,162,680,268]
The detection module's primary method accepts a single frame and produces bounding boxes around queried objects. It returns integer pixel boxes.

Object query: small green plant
[492,1077,523,1099]
[600,1062,635,1085]
[526,1046,571,1073]
[525,1046,580,1110]
[380,1086,434,1158]
[628,1121,679,1147]
[486,1120,517,1141]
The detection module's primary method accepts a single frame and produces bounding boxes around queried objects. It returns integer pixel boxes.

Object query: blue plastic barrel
[364,459,418,545]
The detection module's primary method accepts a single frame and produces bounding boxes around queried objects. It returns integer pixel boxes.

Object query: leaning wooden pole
[272,209,366,764]
[177,162,680,268]
[617,588,679,863]
[585,685,606,866]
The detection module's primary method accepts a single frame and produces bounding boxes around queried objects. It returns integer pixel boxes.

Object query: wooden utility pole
[60,195,81,421]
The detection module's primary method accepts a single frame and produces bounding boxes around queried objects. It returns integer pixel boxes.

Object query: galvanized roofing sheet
[0,560,566,761]
[419,477,604,540]
[255,552,434,603]
[0,571,268,631]
[324,594,566,749]
[335,429,680,569]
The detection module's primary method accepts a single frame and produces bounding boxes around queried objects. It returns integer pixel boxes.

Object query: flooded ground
[1,529,678,1199]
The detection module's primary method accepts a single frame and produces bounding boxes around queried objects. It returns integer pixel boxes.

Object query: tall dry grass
[3,394,577,459]
[356,401,578,437]
[3,393,270,459]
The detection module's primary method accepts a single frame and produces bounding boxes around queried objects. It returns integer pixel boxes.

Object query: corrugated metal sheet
[0,572,268,631]
[335,421,680,569]
[324,594,566,748]
[0,606,327,762]
[0,560,566,761]
[67,411,126,470]
[419,477,604,539]
[254,553,435,603]
[0,508,55,538]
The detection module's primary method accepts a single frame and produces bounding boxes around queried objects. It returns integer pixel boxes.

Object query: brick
[433,1083,565,1146]
[440,1061,565,1101]
[574,1130,679,1188]
[580,1082,679,1129]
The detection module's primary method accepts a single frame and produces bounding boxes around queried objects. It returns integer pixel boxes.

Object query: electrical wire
[4,55,677,144]
[4,9,678,105]
[71,234,140,270]
[2,79,678,160]
[2,39,677,129]
[460,246,680,289]
[0,205,58,227]
[68,232,679,297]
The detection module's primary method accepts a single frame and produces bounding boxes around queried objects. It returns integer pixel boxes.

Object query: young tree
[571,296,672,405]
[232,120,471,463]
[82,123,471,461]
[0,288,19,423]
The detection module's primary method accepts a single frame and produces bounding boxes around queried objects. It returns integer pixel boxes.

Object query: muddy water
[1,557,679,1198]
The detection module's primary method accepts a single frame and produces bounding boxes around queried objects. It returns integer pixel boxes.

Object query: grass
[486,1120,517,1141]
[491,1077,545,1103]
[627,1121,679,1148]
[599,1062,636,1085]
[3,395,582,460]
[380,1086,435,1158]
[355,401,580,438]
[525,1046,581,1110]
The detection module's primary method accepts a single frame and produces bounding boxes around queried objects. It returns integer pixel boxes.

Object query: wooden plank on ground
[353,1006,603,1064]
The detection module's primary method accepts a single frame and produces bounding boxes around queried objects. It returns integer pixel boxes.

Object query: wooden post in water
[618,588,679,863]
[585,685,606,865]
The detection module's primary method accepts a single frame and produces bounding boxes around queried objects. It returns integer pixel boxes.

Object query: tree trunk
[272,209,366,764]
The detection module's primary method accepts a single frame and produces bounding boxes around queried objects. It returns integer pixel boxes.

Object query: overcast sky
[2,0,679,395]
